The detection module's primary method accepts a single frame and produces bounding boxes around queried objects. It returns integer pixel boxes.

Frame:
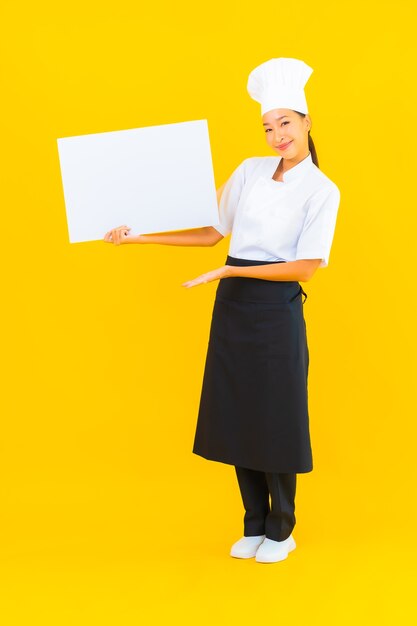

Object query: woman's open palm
[182,265,229,288]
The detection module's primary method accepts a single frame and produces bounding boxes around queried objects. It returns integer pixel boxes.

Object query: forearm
[225,260,311,282]
[128,227,215,247]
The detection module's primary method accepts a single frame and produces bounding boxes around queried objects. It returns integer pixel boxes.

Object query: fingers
[103,226,131,245]
[182,267,224,288]
[182,275,209,288]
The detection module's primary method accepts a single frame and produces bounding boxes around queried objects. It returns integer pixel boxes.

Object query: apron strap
[290,286,308,304]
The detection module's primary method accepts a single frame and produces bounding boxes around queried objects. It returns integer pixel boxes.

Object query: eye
[264,121,290,133]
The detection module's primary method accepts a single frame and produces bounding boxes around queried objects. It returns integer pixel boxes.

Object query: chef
[103,57,341,565]
[187,57,341,563]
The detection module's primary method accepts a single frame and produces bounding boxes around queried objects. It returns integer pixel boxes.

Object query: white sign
[57,119,220,243]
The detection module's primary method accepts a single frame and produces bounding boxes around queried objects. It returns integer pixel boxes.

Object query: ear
[305,114,312,132]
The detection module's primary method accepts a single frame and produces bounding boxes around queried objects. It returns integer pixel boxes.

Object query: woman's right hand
[103,225,133,245]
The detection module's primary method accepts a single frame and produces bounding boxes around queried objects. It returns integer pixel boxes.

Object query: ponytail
[308,132,319,168]
[294,111,319,168]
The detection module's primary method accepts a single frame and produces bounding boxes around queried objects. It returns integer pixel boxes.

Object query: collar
[276,151,314,183]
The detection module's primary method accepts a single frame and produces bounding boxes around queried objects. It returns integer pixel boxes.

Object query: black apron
[192,254,313,474]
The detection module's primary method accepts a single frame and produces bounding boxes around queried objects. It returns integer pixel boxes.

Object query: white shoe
[230,534,266,559]
[255,534,296,563]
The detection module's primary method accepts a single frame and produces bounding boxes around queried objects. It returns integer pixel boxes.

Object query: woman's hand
[103,225,134,245]
[182,265,232,288]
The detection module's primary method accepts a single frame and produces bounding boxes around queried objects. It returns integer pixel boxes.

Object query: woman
[104,57,341,564]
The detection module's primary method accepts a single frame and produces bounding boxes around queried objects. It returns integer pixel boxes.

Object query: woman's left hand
[182,265,231,288]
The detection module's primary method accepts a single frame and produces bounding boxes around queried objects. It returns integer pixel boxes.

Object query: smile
[276,141,293,150]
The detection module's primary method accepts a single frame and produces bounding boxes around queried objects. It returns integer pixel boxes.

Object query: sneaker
[255,534,296,563]
[230,534,266,559]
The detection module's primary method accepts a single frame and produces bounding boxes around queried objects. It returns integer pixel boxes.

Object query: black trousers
[234,466,297,542]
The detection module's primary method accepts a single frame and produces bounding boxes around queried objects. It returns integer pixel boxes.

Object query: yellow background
[1,0,416,623]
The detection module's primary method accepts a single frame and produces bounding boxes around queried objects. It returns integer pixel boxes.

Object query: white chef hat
[247,57,313,116]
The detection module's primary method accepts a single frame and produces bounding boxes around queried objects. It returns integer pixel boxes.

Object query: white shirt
[213,152,340,268]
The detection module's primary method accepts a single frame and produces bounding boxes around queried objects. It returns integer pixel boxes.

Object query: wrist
[223,264,235,278]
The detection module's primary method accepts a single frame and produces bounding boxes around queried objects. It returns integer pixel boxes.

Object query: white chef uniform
[213,151,340,268]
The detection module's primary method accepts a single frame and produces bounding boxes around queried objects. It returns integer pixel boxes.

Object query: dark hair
[294,111,319,168]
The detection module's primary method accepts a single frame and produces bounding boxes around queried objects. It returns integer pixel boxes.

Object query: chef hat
[247,57,313,116]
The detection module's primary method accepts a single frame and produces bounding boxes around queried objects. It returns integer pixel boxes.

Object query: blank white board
[57,119,221,243]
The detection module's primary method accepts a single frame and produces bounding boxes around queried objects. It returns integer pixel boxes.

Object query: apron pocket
[255,303,299,358]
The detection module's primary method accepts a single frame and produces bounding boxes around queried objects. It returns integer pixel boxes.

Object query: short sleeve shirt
[213,152,341,268]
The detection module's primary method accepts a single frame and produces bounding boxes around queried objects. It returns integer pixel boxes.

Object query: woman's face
[262,108,310,158]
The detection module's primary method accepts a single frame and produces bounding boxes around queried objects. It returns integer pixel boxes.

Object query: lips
[277,140,293,150]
